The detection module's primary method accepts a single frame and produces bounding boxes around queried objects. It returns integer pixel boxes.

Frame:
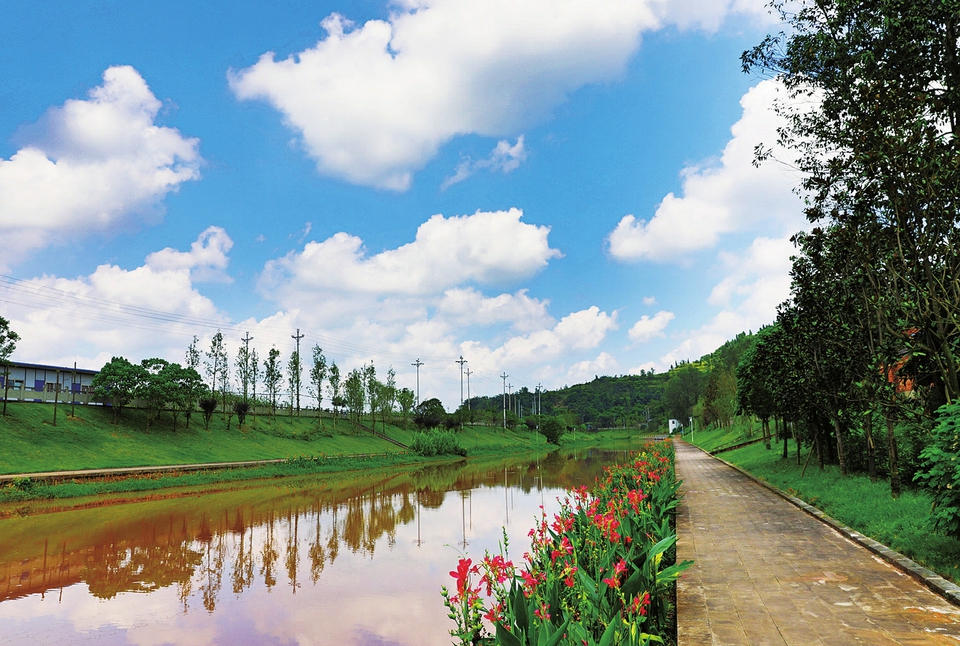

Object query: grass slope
[687,426,960,585]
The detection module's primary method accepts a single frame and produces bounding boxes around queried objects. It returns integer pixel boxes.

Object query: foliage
[92,356,145,423]
[288,347,303,416]
[263,348,283,417]
[397,387,415,429]
[442,442,690,645]
[916,403,960,538]
[538,416,564,445]
[235,335,254,401]
[309,345,327,417]
[411,429,466,457]
[199,397,218,430]
[662,363,703,422]
[233,400,251,427]
[0,315,18,416]
[204,331,228,407]
[414,398,447,430]
[344,368,366,429]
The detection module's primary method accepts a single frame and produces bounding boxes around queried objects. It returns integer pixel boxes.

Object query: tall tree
[205,331,229,411]
[249,348,260,417]
[328,361,342,430]
[344,368,366,430]
[309,345,327,423]
[236,336,253,402]
[288,347,303,416]
[185,335,201,371]
[744,0,960,405]
[397,387,415,430]
[264,348,282,418]
[0,316,19,416]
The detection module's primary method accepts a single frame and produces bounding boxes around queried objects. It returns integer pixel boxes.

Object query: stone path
[675,440,960,645]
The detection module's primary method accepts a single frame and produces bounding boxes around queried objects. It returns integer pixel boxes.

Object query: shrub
[411,429,467,457]
[199,397,218,430]
[233,400,251,427]
[916,403,960,538]
[538,416,564,445]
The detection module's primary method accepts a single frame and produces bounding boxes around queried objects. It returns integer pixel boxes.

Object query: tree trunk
[863,409,877,481]
[832,413,847,476]
[763,418,771,450]
[782,419,789,460]
[884,412,901,498]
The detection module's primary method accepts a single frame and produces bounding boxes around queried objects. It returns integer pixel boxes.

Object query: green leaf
[496,623,523,646]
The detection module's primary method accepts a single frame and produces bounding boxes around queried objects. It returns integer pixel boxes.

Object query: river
[0,449,635,645]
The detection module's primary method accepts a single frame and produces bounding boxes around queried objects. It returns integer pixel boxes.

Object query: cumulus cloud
[655,235,796,368]
[566,351,619,384]
[229,0,767,190]
[441,136,527,190]
[144,226,233,282]
[607,79,806,262]
[0,66,201,265]
[627,310,675,344]
[259,208,560,298]
[437,287,552,331]
[2,229,229,369]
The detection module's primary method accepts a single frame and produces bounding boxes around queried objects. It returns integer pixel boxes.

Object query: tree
[663,364,703,422]
[167,363,205,433]
[236,335,253,402]
[138,358,173,433]
[414,398,446,430]
[249,348,260,418]
[185,335,201,371]
[364,362,377,426]
[0,316,19,416]
[743,0,960,406]
[205,330,227,402]
[328,362,342,430]
[344,368,366,430]
[397,387,415,429]
[539,416,564,445]
[263,347,282,417]
[309,345,327,423]
[288,347,303,416]
[92,357,144,424]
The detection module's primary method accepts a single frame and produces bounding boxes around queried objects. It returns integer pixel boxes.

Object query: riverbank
[0,402,651,504]
[686,425,960,586]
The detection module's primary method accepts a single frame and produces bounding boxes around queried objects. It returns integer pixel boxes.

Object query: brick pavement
[675,440,960,645]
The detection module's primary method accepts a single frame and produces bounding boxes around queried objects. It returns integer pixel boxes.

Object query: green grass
[712,440,960,586]
[0,403,650,503]
[686,417,759,452]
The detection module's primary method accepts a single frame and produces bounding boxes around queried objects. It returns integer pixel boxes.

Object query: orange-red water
[0,449,628,645]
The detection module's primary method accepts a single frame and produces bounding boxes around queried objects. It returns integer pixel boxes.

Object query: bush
[199,397,218,430]
[538,416,564,445]
[411,429,466,457]
[916,403,960,538]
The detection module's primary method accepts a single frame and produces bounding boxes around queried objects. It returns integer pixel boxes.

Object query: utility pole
[508,383,512,419]
[456,356,467,408]
[500,372,508,429]
[241,331,254,401]
[291,328,304,416]
[412,358,423,405]
[465,368,472,411]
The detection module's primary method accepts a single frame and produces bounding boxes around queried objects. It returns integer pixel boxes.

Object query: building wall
[0,362,99,404]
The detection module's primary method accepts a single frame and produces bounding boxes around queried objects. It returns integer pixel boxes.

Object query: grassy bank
[0,402,654,503]
[686,427,960,585]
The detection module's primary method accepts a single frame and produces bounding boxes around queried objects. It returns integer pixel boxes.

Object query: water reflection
[0,448,631,645]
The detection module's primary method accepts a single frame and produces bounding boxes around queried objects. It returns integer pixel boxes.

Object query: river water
[0,449,632,645]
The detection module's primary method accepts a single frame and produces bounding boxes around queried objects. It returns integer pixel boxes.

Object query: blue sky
[0,0,808,407]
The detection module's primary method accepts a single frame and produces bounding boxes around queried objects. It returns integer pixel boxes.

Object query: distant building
[0,361,99,404]
[668,418,681,434]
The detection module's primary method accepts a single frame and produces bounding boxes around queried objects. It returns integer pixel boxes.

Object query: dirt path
[675,440,960,645]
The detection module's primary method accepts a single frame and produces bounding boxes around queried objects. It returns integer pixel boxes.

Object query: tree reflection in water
[0,448,632,619]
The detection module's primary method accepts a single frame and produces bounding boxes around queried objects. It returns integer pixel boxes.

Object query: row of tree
[732,0,960,500]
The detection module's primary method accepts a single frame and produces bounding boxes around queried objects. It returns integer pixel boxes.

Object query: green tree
[414,398,446,430]
[397,387,415,429]
[167,363,205,432]
[744,0,960,405]
[344,367,366,430]
[309,345,327,423]
[539,416,564,445]
[263,347,282,417]
[205,331,229,412]
[328,361,342,430]
[236,336,253,402]
[138,358,173,433]
[92,357,145,424]
[0,316,19,416]
[288,347,302,416]
[663,364,703,422]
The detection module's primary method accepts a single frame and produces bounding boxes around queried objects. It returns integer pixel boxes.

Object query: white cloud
[566,351,619,384]
[656,235,795,368]
[0,66,201,265]
[627,310,675,344]
[437,287,552,331]
[641,296,657,306]
[441,136,527,190]
[607,79,805,262]
[1,229,229,370]
[144,226,234,282]
[259,208,560,298]
[229,1,767,190]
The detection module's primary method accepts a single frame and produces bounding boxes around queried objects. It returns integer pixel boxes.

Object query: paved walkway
[675,440,960,645]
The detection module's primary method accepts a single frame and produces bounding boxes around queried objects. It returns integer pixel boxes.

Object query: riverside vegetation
[443,440,688,646]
